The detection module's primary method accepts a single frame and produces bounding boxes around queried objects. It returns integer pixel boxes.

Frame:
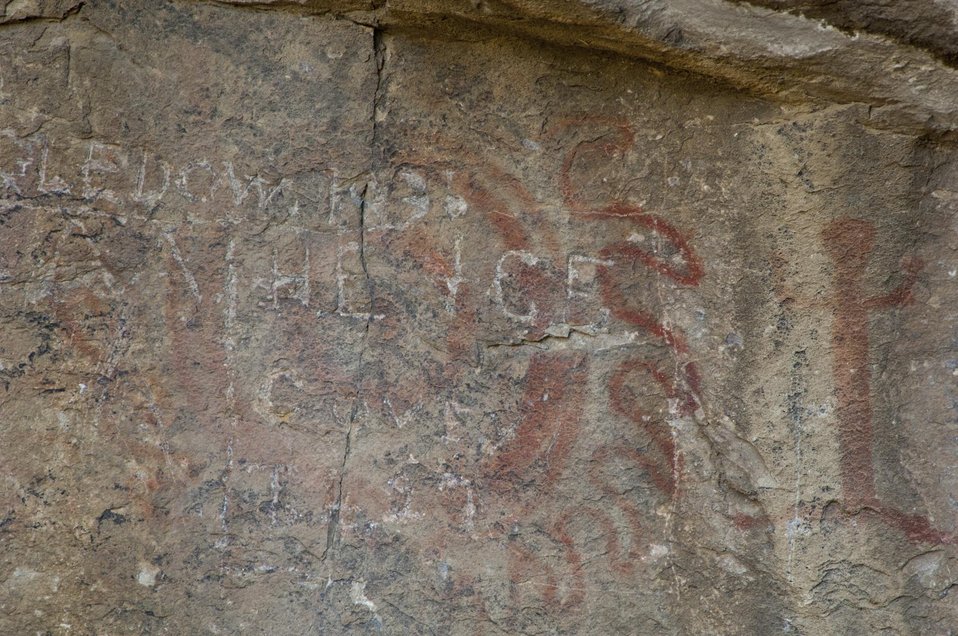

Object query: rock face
[1,1,957,634]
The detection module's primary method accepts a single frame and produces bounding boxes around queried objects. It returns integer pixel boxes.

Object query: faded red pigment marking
[867,505,953,545]
[484,352,589,492]
[162,230,231,421]
[597,236,689,354]
[595,247,693,354]
[821,219,924,507]
[390,150,561,257]
[588,206,705,286]
[386,122,709,611]
[551,115,636,215]
[865,263,924,309]
[560,132,704,357]
[508,529,586,610]
[499,253,566,331]
[402,226,454,279]
[546,518,586,608]
[682,359,704,398]
[562,505,637,575]
[52,287,114,363]
[587,446,649,572]
[818,218,957,544]
[588,206,704,502]
[731,512,774,533]
[607,360,693,497]
[459,174,530,252]
[822,219,879,505]
[463,159,563,257]
[390,148,594,612]
[550,116,709,572]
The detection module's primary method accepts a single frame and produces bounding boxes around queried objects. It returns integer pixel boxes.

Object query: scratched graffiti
[327,116,956,633]
[3,19,955,630]
[5,109,950,632]
[318,116,717,625]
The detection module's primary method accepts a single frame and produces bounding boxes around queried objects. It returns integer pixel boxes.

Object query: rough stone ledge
[155,0,958,136]
[7,0,956,133]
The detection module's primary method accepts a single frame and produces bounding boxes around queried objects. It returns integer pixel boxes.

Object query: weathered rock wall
[1,1,957,634]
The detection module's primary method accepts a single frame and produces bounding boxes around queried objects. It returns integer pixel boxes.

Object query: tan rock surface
[1,1,956,633]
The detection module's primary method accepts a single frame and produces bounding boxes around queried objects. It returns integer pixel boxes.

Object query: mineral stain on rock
[1,0,957,634]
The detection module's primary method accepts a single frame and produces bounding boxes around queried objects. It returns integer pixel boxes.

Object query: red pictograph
[387,146,595,616]
[552,116,706,573]
[818,218,952,544]
[559,127,703,414]
[392,129,687,612]
[607,359,691,497]
[483,352,590,494]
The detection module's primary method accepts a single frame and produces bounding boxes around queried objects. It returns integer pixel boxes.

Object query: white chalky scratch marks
[350,580,383,626]
[132,150,171,207]
[331,240,381,320]
[445,234,464,312]
[223,161,290,210]
[271,241,311,309]
[163,233,201,303]
[82,142,123,203]
[176,160,217,203]
[0,129,35,195]
[224,239,238,348]
[220,239,240,547]
[38,138,72,195]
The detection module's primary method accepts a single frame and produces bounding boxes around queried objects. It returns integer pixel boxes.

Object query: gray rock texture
[1,1,957,634]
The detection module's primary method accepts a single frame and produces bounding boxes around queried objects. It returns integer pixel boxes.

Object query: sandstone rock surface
[1,1,957,634]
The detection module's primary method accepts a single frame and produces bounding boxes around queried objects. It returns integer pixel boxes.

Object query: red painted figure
[822,219,881,506]
[818,218,954,544]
